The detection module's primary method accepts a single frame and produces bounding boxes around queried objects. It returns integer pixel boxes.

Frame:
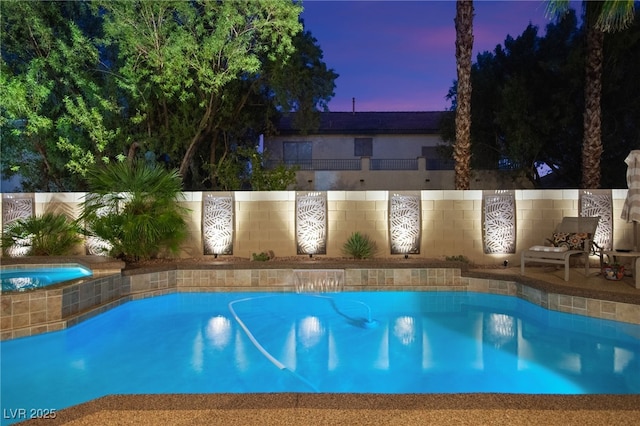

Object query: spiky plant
[342,232,377,259]
[1,212,82,256]
[81,162,189,262]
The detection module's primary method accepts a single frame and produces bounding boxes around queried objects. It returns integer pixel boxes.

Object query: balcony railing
[370,159,418,170]
[266,157,521,172]
[268,157,514,171]
[266,159,361,170]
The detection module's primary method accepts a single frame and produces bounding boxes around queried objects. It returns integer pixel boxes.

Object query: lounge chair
[521,216,600,281]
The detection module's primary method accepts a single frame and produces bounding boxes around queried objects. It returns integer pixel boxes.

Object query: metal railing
[370,159,418,170]
[266,157,521,172]
[266,159,361,171]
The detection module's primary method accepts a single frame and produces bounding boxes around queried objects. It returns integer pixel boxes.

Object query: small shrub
[252,251,272,261]
[1,212,82,256]
[342,232,377,259]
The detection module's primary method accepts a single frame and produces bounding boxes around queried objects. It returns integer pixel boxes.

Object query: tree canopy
[1,0,337,191]
[442,5,640,188]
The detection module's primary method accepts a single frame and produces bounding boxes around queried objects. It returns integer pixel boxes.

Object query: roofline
[274,111,449,135]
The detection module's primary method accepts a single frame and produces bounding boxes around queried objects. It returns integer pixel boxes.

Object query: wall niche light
[296,191,327,255]
[389,192,421,255]
[579,189,613,251]
[482,190,516,254]
[1,194,34,257]
[202,193,234,256]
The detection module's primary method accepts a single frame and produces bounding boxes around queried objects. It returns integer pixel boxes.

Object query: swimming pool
[0,264,93,292]
[1,291,639,425]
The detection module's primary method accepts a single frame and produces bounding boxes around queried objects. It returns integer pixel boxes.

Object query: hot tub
[1,264,93,292]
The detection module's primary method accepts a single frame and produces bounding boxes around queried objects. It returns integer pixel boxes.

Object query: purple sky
[301,1,566,112]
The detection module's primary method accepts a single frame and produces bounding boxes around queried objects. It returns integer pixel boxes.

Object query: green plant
[251,251,272,261]
[1,212,82,256]
[81,162,189,263]
[342,232,377,259]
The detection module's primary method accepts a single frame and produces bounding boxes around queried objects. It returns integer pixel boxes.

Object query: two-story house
[263,111,455,191]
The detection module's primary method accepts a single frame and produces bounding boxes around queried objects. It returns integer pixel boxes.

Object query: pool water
[0,264,93,292]
[1,291,639,425]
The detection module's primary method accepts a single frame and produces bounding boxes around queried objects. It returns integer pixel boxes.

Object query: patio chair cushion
[549,232,591,250]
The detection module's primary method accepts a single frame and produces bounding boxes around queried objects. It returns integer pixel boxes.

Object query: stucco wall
[1,190,632,265]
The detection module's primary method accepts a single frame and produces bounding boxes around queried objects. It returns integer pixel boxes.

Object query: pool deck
[6,256,640,425]
[16,393,640,425]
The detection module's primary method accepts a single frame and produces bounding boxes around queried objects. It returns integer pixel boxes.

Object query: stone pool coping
[2,256,640,340]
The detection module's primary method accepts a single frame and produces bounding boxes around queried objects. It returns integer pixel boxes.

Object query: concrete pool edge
[13,394,640,426]
[2,258,640,340]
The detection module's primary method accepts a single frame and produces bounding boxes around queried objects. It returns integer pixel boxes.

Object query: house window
[422,146,454,170]
[283,141,312,166]
[354,138,372,157]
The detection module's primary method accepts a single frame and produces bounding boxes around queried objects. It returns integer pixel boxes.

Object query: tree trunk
[454,0,474,190]
[179,97,215,180]
[179,130,205,180]
[582,16,604,189]
[127,142,140,164]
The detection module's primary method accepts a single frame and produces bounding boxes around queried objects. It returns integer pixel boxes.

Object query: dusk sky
[301,1,576,112]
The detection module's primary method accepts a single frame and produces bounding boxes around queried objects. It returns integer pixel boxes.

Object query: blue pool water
[0,264,92,292]
[1,291,639,425]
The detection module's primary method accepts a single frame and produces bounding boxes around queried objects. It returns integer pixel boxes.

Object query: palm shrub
[342,231,377,259]
[1,212,82,256]
[81,162,189,262]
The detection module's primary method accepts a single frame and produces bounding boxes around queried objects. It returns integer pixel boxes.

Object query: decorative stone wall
[0,190,635,265]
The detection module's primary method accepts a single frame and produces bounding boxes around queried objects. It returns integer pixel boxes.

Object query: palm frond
[596,0,635,32]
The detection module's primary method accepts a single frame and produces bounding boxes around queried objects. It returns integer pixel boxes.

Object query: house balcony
[265,157,529,191]
[267,157,447,171]
[273,159,362,171]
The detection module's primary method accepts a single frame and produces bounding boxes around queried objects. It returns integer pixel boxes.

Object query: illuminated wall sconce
[296,191,327,255]
[579,189,613,251]
[202,192,234,256]
[389,192,421,255]
[482,190,516,254]
[1,194,34,257]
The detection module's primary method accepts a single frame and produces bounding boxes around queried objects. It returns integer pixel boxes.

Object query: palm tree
[547,0,635,189]
[454,0,474,190]
[82,162,189,262]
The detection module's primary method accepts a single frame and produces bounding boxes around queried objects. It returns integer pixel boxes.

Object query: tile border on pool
[2,267,639,340]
